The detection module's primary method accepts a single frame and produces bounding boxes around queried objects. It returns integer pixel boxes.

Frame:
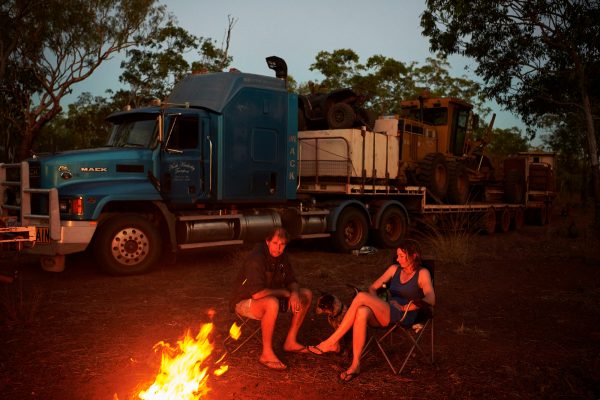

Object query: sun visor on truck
[167,72,287,113]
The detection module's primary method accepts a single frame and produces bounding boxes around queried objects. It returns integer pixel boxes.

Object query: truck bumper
[23,221,97,256]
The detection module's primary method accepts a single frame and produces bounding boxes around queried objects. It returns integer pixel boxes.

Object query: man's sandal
[259,359,287,370]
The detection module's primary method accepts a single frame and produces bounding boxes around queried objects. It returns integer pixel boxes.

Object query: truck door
[160,114,207,204]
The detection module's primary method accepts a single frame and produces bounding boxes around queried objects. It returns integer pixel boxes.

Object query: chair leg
[360,336,375,359]
[430,319,434,364]
[224,316,262,354]
[361,324,400,374]
[362,319,434,376]
[375,336,397,375]
[228,325,261,354]
[398,319,433,375]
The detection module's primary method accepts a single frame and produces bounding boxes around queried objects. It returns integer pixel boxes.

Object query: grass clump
[0,274,43,324]
[415,211,479,266]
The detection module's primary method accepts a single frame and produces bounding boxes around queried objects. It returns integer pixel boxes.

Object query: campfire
[131,318,242,400]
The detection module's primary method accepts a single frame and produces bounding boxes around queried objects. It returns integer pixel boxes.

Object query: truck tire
[480,206,496,235]
[529,205,547,226]
[446,162,470,204]
[332,207,368,252]
[327,103,356,129]
[357,108,376,130]
[94,214,162,276]
[511,207,524,230]
[418,153,449,200]
[504,170,525,204]
[374,206,408,248]
[545,202,553,225]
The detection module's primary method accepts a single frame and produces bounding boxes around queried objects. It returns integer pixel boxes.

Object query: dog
[315,285,360,356]
[315,293,350,331]
[316,284,388,328]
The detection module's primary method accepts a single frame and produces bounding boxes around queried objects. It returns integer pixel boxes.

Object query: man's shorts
[235,297,289,319]
[235,299,260,320]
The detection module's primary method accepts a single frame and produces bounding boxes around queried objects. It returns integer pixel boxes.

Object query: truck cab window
[404,108,448,126]
[107,118,157,148]
[165,116,199,150]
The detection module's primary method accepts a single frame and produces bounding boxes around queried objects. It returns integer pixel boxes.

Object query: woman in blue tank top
[308,240,435,382]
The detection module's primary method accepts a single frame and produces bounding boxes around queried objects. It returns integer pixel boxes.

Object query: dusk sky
[70,0,534,138]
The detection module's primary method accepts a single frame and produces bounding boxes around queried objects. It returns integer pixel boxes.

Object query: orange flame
[229,322,242,341]
[138,323,226,400]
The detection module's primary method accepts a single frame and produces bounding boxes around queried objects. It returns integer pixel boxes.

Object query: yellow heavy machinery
[396,96,495,204]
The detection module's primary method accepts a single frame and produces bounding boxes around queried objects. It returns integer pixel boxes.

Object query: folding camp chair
[224,312,262,354]
[361,259,435,375]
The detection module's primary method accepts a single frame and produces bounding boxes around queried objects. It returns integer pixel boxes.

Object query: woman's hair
[397,239,422,265]
[266,227,290,243]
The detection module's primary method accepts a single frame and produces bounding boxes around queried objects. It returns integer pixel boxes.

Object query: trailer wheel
[511,207,524,230]
[481,207,496,235]
[531,205,548,226]
[374,207,407,248]
[327,103,356,129]
[447,162,470,204]
[496,207,511,233]
[332,207,368,252]
[94,214,162,276]
[418,153,448,200]
[545,202,553,225]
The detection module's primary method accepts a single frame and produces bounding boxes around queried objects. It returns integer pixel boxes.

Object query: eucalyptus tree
[422,0,600,223]
[2,0,167,161]
[118,15,235,108]
[308,49,489,118]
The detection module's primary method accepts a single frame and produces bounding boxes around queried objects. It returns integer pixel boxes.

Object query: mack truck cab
[0,59,331,275]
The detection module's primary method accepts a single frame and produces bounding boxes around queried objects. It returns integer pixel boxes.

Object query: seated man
[229,228,312,370]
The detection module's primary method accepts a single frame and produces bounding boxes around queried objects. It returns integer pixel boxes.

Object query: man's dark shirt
[229,242,297,311]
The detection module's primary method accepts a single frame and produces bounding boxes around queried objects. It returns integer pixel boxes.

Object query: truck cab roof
[167,71,287,113]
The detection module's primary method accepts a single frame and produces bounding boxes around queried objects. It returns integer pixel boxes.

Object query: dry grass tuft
[454,321,489,337]
[0,277,43,324]
[415,211,479,266]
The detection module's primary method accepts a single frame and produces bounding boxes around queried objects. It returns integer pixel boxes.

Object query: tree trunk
[18,126,35,162]
[580,90,600,228]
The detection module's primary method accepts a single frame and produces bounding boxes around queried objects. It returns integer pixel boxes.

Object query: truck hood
[32,147,155,189]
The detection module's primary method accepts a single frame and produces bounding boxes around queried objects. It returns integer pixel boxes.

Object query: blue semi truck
[0,57,414,275]
[0,57,554,275]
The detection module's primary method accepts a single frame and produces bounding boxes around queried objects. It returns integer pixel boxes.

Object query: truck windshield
[106,117,158,148]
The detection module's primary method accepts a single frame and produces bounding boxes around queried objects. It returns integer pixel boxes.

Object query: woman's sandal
[308,344,340,355]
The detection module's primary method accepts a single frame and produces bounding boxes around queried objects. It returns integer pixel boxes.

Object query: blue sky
[70,0,530,135]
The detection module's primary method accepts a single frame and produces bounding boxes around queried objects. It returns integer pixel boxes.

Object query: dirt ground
[1,205,599,400]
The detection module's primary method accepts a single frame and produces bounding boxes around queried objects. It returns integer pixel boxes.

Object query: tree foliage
[50,15,236,151]
[118,15,235,108]
[1,0,166,161]
[37,93,114,153]
[486,127,530,159]
[307,49,490,118]
[421,0,600,217]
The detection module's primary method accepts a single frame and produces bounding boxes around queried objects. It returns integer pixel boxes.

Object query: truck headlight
[59,197,84,215]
